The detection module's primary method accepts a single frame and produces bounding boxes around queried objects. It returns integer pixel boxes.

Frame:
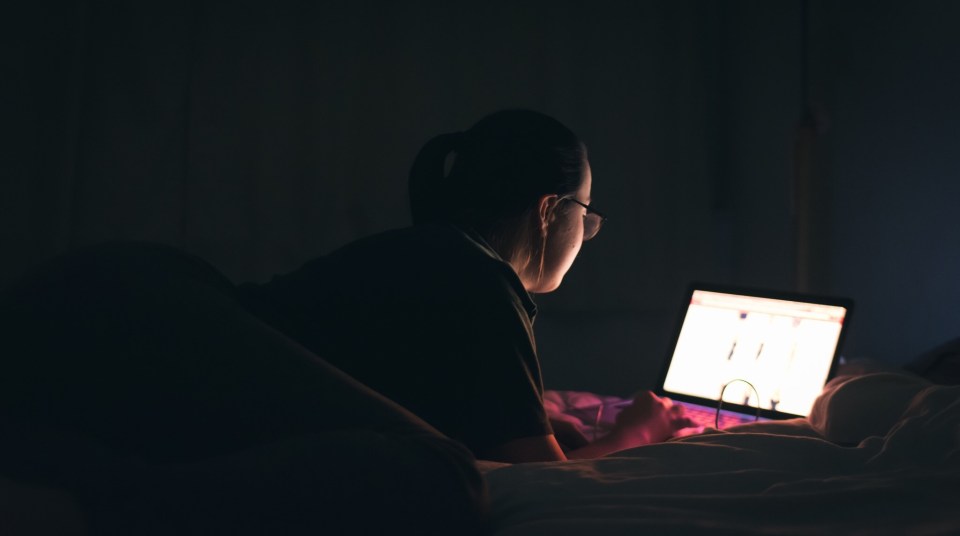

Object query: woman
[240,110,692,463]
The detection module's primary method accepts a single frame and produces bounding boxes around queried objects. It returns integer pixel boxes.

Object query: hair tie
[443,131,466,178]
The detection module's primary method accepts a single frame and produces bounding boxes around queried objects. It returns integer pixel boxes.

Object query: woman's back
[239,223,553,457]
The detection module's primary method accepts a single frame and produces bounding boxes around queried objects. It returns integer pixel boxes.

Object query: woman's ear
[536,194,560,236]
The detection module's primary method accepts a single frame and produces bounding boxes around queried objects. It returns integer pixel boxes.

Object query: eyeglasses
[560,197,607,241]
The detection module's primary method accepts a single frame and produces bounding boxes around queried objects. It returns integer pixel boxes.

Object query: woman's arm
[476,392,694,463]
[567,391,694,460]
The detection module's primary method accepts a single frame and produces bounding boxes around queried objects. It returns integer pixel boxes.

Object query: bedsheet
[482,372,960,535]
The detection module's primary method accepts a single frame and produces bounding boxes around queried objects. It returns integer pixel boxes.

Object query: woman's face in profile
[525,161,593,294]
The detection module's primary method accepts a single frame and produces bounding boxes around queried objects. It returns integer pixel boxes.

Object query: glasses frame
[559,196,607,241]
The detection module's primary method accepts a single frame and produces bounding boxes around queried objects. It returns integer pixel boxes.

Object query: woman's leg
[0,243,487,535]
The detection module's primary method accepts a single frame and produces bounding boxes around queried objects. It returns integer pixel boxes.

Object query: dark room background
[4,0,959,396]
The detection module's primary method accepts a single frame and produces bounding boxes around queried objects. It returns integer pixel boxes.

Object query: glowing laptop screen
[662,289,847,417]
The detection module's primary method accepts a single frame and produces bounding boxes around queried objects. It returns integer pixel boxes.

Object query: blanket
[483,372,960,535]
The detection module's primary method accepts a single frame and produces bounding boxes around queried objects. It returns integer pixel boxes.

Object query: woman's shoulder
[336,224,532,311]
[383,225,536,320]
[324,224,509,279]
[336,223,491,257]
[239,223,537,341]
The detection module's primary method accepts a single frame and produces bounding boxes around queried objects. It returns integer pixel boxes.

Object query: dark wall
[819,1,960,365]
[4,1,958,395]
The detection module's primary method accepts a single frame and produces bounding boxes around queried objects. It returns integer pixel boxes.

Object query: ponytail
[408,132,464,224]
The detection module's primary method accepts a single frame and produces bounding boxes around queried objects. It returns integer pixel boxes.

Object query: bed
[481,369,960,535]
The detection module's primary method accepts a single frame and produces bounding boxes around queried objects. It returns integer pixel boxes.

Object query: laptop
[655,283,853,430]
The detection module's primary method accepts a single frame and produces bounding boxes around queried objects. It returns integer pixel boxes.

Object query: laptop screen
[661,288,849,417]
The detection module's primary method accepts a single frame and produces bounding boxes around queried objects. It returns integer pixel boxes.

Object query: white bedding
[482,372,960,535]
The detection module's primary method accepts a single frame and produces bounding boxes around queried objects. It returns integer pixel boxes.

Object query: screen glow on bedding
[662,290,847,416]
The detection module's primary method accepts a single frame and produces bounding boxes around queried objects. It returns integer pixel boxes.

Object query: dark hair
[408,110,587,265]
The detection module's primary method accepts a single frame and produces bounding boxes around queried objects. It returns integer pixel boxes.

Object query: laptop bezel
[655,282,854,420]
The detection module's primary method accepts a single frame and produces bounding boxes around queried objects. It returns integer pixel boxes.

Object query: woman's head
[408,110,597,293]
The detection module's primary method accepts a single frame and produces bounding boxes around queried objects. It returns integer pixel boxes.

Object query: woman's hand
[609,391,695,446]
[565,391,697,459]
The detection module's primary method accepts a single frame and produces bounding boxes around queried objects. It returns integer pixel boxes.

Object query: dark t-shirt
[239,224,552,455]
